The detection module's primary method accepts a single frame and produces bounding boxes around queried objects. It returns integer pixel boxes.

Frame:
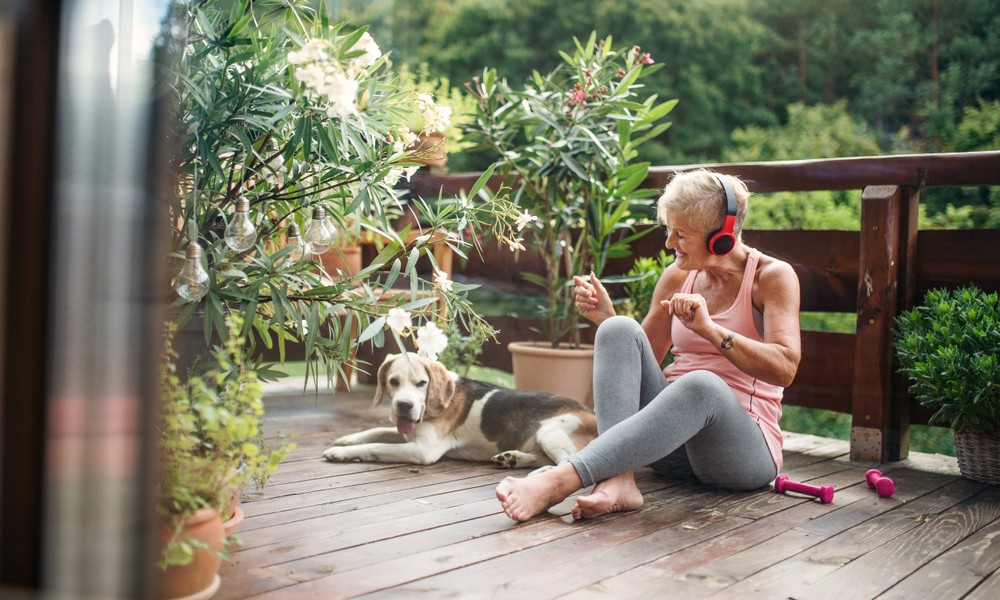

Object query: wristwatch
[720,331,735,350]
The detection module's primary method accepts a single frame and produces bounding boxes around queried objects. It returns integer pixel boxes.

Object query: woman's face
[663,211,706,269]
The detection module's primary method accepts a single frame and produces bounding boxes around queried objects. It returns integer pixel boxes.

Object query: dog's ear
[423,360,456,418]
[373,353,397,407]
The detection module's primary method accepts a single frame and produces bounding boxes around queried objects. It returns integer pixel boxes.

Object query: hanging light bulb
[303,206,336,255]
[224,196,257,252]
[173,242,210,302]
[285,223,305,263]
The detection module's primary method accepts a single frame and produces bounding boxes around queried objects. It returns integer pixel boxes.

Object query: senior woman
[496,169,801,521]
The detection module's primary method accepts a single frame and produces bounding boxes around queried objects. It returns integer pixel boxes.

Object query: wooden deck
[217,381,1000,600]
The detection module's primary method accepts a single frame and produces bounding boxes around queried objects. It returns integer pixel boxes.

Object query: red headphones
[707,173,738,256]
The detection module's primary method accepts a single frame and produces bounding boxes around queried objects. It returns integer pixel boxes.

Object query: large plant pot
[157,507,225,600]
[954,430,1000,485]
[320,245,363,279]
[508,341,594,408]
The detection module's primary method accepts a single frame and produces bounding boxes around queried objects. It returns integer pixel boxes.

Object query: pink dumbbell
[865,469,895,498]
[774,475,835,503]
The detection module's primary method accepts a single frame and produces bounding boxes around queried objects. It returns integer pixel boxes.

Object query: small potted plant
[463,32,676,404]
[158,316,292,599]
[895,285,1000,484]
[395,62,477,171]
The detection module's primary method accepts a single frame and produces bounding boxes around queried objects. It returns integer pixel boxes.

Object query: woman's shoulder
[650,261,689,301]
[660,261,690,288]
[753,251,800,296]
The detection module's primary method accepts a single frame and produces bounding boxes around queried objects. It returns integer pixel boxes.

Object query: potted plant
[895,285,1000,484]
[157,316,292,599]
[395,62,478,171]
[462,32,676,404]
[158,1,521,386]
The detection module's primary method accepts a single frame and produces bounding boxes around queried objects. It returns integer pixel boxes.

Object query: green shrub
[895,285,1000,435]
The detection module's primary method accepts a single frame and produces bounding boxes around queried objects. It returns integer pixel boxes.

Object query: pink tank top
[663,249,784,471]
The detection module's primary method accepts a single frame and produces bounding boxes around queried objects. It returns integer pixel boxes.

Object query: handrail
[410,151,1000,196]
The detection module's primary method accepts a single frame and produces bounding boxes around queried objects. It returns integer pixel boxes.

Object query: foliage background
[325,0,999,229]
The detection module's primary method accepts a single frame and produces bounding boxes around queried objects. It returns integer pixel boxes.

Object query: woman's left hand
[663,292,713,335]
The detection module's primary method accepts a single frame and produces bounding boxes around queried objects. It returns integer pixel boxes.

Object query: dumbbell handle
[774,475,835,503]
[865,469,895,498]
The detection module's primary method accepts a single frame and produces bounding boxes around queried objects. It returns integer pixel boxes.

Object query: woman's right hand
[573,272,615,325]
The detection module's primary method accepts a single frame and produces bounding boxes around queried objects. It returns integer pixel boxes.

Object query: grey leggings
[568,316,778,491]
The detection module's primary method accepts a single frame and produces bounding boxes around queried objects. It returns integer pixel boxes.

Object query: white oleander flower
[352,32,381,68]
[515,210,538,232]
[321,72,359,118]
[288,39,330,65]
[386,308,412,335]
[433,269,452,292]
[383,167,405,188]
[294,63,327,90]
[416,94,452,134]
[415,322,448,361]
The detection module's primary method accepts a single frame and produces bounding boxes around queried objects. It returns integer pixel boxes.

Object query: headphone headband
[707,174,738,256]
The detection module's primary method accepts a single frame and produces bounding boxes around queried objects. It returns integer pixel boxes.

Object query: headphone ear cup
[707,230,736,256]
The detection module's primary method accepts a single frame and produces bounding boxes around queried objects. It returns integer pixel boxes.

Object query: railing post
[850,185,918,463]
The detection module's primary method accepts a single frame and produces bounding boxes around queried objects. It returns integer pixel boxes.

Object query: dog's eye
[388,377,399,387]
[416,380,428,388]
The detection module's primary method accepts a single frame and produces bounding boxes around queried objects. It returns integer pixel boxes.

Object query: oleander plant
[158,0,522,381]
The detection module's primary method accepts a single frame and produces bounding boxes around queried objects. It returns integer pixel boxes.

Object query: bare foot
[571,472,644,520]
[496,463,581,522]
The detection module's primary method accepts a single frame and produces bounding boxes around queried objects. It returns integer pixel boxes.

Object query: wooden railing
[409,151,1000,464]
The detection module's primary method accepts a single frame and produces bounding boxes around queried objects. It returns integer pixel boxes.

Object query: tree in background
[326,0,998,227]
[725,102,879,230]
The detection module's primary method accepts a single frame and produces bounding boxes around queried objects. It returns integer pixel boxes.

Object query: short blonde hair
[656,169,749,237]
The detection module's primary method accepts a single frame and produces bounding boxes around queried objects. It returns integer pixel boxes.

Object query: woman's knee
[671,370,731,400]
[595,315,643,347]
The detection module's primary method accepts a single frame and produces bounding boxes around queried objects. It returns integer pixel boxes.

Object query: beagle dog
[322,353,597,469]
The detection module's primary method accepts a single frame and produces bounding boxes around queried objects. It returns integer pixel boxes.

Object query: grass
[781,405,956,456]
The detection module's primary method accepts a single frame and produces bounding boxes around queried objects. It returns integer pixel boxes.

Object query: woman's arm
[668,258,801,387]
[641,265,686,364]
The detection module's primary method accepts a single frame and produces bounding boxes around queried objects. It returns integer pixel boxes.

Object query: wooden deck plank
[964,568,1000,600]
[233,475,682,599]
[557,468,872,599]
[709,476,984,600]
[875,514,1000,600]
[211,382,997,600]
[810,488,1000,600]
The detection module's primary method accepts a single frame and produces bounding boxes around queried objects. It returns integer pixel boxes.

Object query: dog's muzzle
[393,399,420,434]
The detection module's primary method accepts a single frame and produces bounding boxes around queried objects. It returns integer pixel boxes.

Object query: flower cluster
[289,35,374,118]
[414,93,452,135]
[386,308,449,361]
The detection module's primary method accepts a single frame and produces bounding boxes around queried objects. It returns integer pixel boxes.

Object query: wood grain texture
[204,385,1000,600]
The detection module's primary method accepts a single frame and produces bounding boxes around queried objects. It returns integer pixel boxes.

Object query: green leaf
[358,316,387,344]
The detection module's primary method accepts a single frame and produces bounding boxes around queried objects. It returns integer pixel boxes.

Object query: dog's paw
[492,451,519,469]
[322,447,358,462]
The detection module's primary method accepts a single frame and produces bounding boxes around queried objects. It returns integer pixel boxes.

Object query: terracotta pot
[222,505,244,537]
[409,132,448,169]
[157,507,225,600]
[320,245,363,279]
[508,341,594,408]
